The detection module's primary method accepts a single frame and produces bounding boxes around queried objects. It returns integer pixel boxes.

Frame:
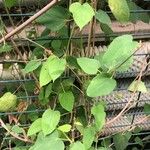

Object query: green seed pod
[0,92,17,112]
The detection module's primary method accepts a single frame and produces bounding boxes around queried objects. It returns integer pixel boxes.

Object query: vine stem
[105,58,147,127]
[0,118,33,143]
[0,0,59,44]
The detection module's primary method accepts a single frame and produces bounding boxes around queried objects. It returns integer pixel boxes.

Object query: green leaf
[144,103,150,116]
[128,1,150,23]
[23,60,41,74]
[29,131,64,150]
[102,35,139,71]
[128,80,147,93]
[47,55,66,81]
[100,23,113,35]
[45,83,53,98]
[70,141,85,150]
[42,109,60,136]
[113,132,132,150]
[39,62,52,87]
[87,74,116,97]
[69,2,95,30]
[108,0,130,22]
[11,125,24,134]
[91,103,106,131]
[83,126,96,149]
[95,9,111,26]
[57,124,71,133]
[134,137,144,147]
[27,118,42,136]
[77,57,100,75]
[59,91,74,112]
[0,44,12,53]
[4,0,17,8]
[36,6,70,31]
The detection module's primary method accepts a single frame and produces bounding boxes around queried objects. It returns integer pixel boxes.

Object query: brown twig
[0,0,59,44]
[105,58,147,127]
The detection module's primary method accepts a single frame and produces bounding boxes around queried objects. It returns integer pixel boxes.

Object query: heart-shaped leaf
[59,91,74,112]
[69,2,95,30]
[39,62,52,87]
[42,109,60,136]
[47,55,66,81]
[87,74,116,97]
[77,57,100,75]
[108,0,130,22]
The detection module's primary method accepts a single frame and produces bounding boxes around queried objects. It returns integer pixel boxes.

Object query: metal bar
[7,32,150,42]
[1,9,150,17]
[0,79,35,83]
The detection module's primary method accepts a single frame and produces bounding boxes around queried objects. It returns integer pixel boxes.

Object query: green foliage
[1,1,147,149]
[113,132,132,150]
[36,6,70,31]
[46,55,66,81]
[39,62,52,87]
[23,60,41,74]
[87,74,116,97]
[144,103,150,115]
[108,0,130,22]
[77,57,100,75]
[69,2,95,30]
[128,80,147,93]
[4,0,17,8]
[57,124,71,133]
[27,118,42,136]
[95,9,111,28]
[39,55,66,87]
[58,91,75,112]
[29,131,64,150]
[102,35,139,71]
[0,44,12,53]
[42,109,60,136]
[83,126,96,149]
[91,103,106,131]
[70,141,85,150]
[127,1,150,23]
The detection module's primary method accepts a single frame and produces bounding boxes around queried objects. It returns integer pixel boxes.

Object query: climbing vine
[0,0,150,149]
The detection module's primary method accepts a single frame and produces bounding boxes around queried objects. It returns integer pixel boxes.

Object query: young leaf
[27,118,42,136]
[95,10,111,26]
[11,125,24,134]
[91,103,106,131]
[128,1,150,23]
[42,109,60,136]
[23,60,41,74]
[83,126,96,149]
[39,62,52,87]
[70,141,85,150]
[144,103,150,115]
[128,80,147,93]
[77,57,100,75]
[87,74,116,97]
[113,132,132,150]
[57,124,71,133]
[29,131,64,150]
[69,2,95,30]
[59,91,74,112]
[0,44,12,53]
[108,0,130,22]
[36,6,70,31]
[47,55,66,81]
[4,0,17,8]
[102,35,139,71]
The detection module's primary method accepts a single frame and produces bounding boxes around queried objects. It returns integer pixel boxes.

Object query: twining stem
[0,0,59,44]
